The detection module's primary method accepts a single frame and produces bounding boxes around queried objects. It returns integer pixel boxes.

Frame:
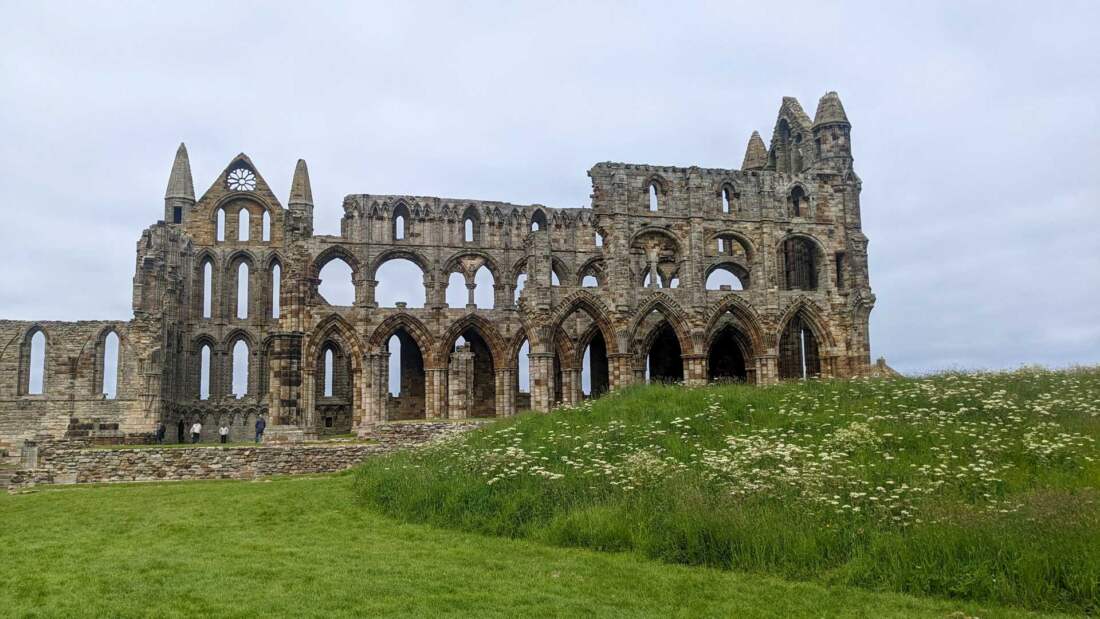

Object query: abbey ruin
[0,92,874,449]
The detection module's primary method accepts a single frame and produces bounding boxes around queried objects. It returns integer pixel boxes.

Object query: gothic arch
[434,314,507,368]
[313,245,362,278]
[703,294,766,355]
[627,293,694,356]
[367,247,431,280]
[775,297,836,350]
[547,290,620,355]
[366,313,435,357]
[441,249,503,281]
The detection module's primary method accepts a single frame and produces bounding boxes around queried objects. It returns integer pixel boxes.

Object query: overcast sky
[1,1,1098,374]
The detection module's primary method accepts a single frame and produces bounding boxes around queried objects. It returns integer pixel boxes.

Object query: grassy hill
[1,475,1053,618]
[354,369,1100,614]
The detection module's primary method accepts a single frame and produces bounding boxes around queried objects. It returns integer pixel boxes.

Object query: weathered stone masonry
[0,93,875,466]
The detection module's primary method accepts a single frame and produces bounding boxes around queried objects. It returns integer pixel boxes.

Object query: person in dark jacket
[255,416,266,444]
[155,422,166,444]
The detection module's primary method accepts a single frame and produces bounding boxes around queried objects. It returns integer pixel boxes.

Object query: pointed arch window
[216,209,226,242]
[237,263,250,319]
[238,209,250,241]
[101,331,120,399]
[464,218,474,242]
[202,260,213,319]
[530,210,547,232]
[395,215,406,239]
[271,263,281,318]
[595,232,604,248]
[722,188,731,213]
[199,344,211,400]
[231,340,249,398]
[24,329,46,395]
[262,211,271,241]
[323,348,334,397]
[648,183,659,212]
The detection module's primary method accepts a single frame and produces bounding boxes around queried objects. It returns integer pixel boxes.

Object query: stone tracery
[0,92,875,446]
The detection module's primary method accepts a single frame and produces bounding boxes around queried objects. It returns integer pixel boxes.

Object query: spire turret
[813,91,850,127]
[741,131,768,171]
[164,143,195,223]
[287,159,314,237]
[811,91,853,165]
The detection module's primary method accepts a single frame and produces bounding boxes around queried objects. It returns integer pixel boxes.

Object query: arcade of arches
[0,93,875,446]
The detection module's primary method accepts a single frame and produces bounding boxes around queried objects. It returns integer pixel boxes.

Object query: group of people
[154,416,267,445]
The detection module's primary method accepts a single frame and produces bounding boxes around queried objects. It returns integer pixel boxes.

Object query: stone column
[607,353,634,391]
[561,368,581,406]
[683,353,707,387]
[528,352,555,412]
[495,368,515,417]
[425,367,447,419]
[466,282,476,310]
[755,354,779,385]
[268,333,304,426]
[447,346,475,419]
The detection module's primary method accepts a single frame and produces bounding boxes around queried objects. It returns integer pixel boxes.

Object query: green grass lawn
[355,369,1100,614]
[0,474,1057,618]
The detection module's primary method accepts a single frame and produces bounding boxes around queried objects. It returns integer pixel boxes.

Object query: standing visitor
[190,420,202,444]
[155,422,166,444]
[219,423,229,444]
[255,415,266,444]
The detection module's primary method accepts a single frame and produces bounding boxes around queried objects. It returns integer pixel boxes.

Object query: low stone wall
[361,419,494,446]
[6,420,488,491]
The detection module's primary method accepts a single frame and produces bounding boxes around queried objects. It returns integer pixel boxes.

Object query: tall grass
[354,368,1100,613]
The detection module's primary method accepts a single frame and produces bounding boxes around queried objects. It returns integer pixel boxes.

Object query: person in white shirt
[219,424,230,444]
[190,421,202,444]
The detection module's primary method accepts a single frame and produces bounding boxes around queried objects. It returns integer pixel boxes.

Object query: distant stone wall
[6,420,486,491]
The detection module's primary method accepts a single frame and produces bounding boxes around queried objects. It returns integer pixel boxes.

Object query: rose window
[227,168,256,191]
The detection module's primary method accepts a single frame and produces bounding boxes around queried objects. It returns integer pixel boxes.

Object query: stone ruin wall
[0,92,875,463]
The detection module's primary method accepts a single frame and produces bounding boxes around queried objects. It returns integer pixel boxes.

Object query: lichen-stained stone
[0,93,875,463]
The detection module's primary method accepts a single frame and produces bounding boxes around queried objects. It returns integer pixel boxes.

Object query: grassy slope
[0,475,1053,618]
[354,370,1100,613]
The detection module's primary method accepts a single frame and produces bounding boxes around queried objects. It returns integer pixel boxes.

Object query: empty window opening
[271,263,281,318]
[530,210,547,232]
[394,215,406,240]
[262,211,271,241]
[231,340,249,398]
[708,326,747,383]
[445,272,468,307]
[318,258,355,306]
[582,331,609,398]
[173,207,182,224]
[199,344,211,400]
[386,329,426,419]
[778,314,821,379]
[375,258,426,308]
[464,218,474,242]
[216,209,225,241]
[722,187,734,214]
[325,417,334,428]
[581,275,598,288]
[782,237,818,290]
[473,266,495,308]
[27,330,46,395]
[789,186,808,218]
[236,263,250,319]
[648,183,659,212]
[238,209,250,241]
[595,232,604,248]
[102,331,119,399]
[448,328,497,418]
[513,272,527,304]
[706,268,745,291]
[323,348,334,397]
[643,269,658,288]
[717,238,725,253]
[667,276,680,289]
[551,266,561,287]
[517,339,530,393]
[388,334,402,395]
[646,324,683,383]
[202,260,213,319]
